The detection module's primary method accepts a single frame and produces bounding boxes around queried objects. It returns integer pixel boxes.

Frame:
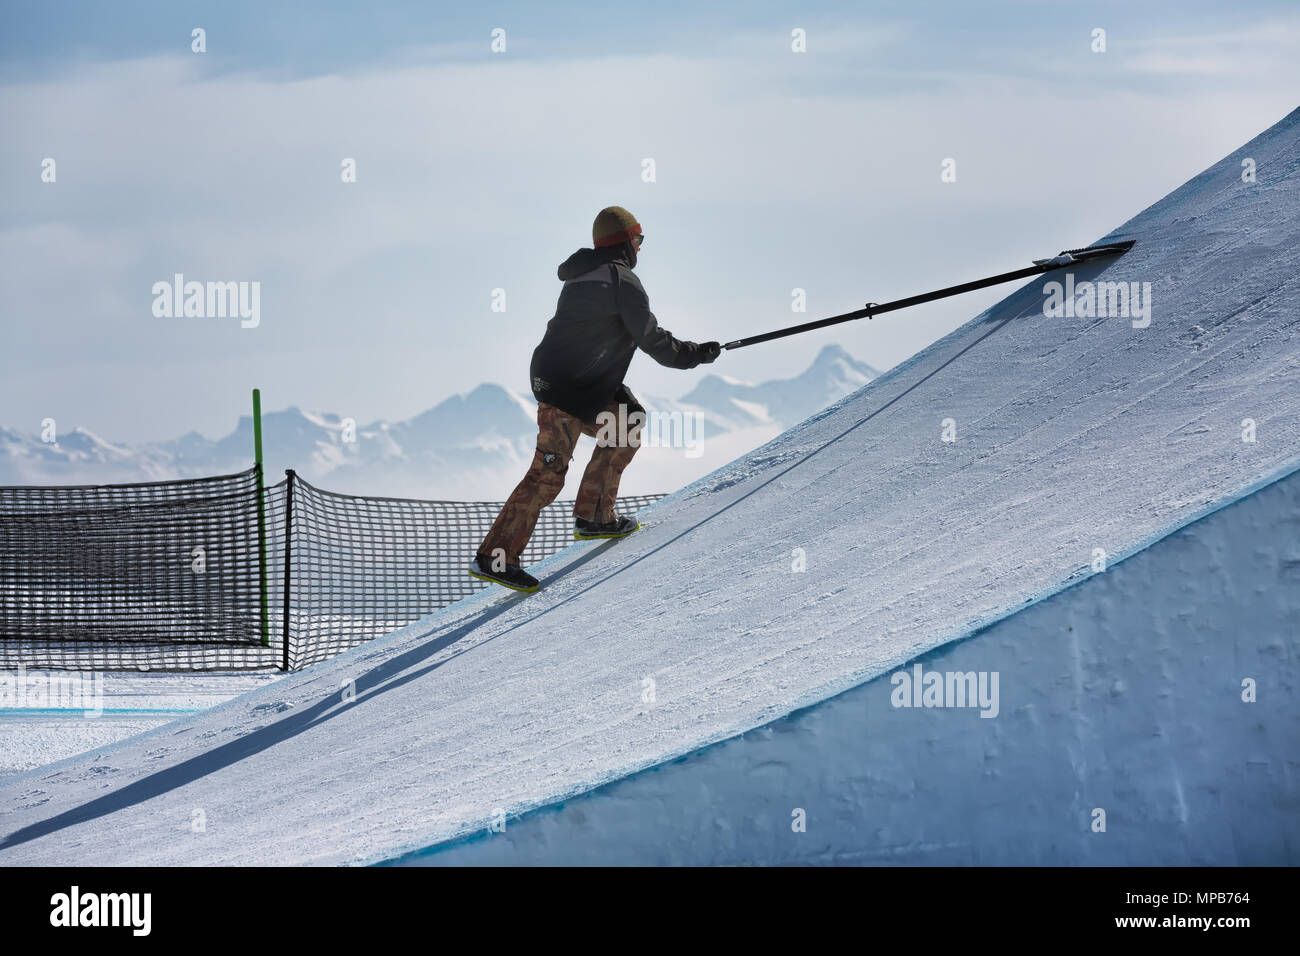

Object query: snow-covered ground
[394,463,1300,865]
[0,108,1297,866]
[0,673,280,778]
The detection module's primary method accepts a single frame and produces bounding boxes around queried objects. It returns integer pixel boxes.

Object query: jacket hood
[557,243,635,281]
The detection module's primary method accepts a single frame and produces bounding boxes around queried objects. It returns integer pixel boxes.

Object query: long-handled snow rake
[722,239,1137,351]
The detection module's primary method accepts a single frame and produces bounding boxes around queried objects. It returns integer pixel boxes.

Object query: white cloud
[1117,20,1300,77]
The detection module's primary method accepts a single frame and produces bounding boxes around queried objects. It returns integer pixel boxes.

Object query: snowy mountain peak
[1,345,878,496]
[809,343,880,380]
[677,343,879,431]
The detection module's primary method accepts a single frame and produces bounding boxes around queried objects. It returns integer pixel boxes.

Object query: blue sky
[3,0,1298,442]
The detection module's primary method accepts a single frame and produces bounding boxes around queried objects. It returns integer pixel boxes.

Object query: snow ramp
[2,108,1299,866]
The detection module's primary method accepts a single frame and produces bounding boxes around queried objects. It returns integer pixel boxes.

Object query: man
[470,206,721,592]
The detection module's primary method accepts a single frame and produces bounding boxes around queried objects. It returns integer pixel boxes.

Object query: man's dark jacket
[530,245,706,424]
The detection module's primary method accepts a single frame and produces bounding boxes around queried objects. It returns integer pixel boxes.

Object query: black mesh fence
[0,468,662,672]
[0,468,278,670]
[283,474,662,669]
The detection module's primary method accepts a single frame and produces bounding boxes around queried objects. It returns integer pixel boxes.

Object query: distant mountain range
[0,345,879,499]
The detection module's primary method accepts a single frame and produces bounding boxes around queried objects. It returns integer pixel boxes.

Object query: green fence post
[252,388,272,649]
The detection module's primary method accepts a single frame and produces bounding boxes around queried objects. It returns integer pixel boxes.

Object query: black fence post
[281,469,295,671]
[252,389,271,647]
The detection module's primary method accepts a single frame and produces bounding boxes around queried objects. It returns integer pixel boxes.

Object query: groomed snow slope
[1,109,1298,866]
[394,464,1300,865]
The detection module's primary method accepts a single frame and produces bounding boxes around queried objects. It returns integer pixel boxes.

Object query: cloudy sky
[2,0,1298,444]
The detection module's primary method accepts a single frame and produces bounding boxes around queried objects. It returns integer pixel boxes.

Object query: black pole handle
[722,240,1135,351]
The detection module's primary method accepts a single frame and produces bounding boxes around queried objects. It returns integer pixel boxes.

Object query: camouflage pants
[477,390,643,567]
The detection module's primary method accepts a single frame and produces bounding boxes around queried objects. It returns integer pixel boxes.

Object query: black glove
[697,341,722,364]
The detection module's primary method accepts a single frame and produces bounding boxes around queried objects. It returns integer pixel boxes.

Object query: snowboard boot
[573,513,640,540]
[468,554,540,593]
